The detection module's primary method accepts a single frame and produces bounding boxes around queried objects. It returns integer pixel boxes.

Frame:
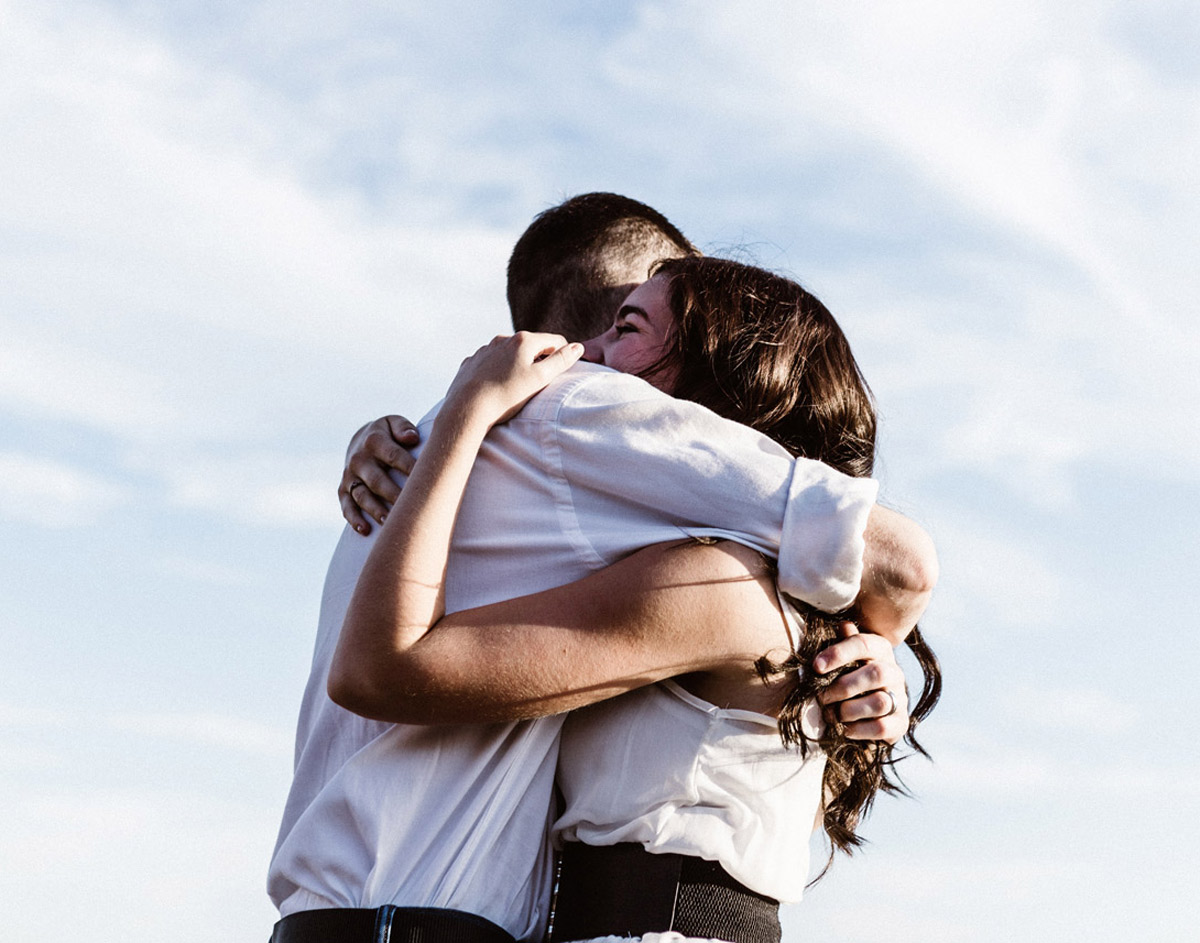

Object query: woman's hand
[441,333,584,432]
[339,416,420,534]
[814,622,911,744]
[332,333,584,718]
[337,334,581,534]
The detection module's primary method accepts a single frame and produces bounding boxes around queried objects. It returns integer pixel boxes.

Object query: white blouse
[554,679,826,905]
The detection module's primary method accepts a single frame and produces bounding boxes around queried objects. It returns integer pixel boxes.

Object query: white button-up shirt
[267,364,878,939]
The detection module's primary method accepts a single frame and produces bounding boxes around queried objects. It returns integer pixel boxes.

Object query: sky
[1,1,1197,940]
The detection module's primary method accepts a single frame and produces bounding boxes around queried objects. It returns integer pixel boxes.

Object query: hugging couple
[267,192,939,943]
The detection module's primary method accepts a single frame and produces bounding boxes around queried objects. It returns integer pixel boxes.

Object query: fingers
[348,475,393,528]
[838,690,910,745]
[514,332,580,369]
[477,332,570,357]
[834,687,899,724]
[812,625,891,675]
[339,479,373,535]
[515,331,567,353]
[359,423,417,480]
[340,462,391,533]
[824,678,909,744]
[532,339,584,377]
[354,449,409,497]
[818,654,903,705]
[342,456,406,529]
[816,621,910,745]
[454,334,584,425]
[339,414,423,531]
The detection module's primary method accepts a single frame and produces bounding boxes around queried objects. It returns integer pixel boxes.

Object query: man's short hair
[506,192,698,339]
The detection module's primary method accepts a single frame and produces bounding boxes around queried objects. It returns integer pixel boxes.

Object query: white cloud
[859,295,1104,510]
[10,0,1187,498]
[152,449,336,527]
[0,451,130,526]
[604,1,1200,492]
[1003,683,1141,734]
[156,554,258,586]
[0,786,281,942]
[0,702,291,757]
[917,514,1063,631]
[906,719,1200,802]
[786,847,1164,942]
[105,711,291,757]
[0,742,68,775]
[0,332,177,434]
[1,0,513,454]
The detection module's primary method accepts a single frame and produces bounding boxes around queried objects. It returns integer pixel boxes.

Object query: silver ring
[348,480,367,496]
[881,689,898,717]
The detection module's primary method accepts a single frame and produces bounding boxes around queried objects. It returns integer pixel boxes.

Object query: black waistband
[549,842,781,943]
[270,906,516,943]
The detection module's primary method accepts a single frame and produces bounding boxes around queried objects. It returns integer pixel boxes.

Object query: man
[270,194,925,942]
[338,193,700,534]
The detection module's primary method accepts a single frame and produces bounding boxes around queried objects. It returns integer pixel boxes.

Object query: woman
[331,258,939,943]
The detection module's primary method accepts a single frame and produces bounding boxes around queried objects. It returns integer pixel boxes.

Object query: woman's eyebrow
[616,304,650,322]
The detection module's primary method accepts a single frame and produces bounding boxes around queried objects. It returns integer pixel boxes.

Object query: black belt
[270,906,516,943]
[550,842,781,943]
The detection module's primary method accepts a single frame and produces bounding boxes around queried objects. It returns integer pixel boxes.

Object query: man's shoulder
[516,364,790,461]
[518,363,670,421]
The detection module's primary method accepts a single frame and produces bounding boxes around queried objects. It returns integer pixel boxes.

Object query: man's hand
[814,622,910,744]
[339,416,420,535]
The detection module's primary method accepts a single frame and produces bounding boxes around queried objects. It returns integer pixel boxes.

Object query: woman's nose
[581,335,605,365]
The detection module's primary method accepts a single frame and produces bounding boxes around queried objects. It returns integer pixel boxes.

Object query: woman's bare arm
[332,533,912,746]
[331,538,793,724]
[330,332,583,717]
[329,333,922,736]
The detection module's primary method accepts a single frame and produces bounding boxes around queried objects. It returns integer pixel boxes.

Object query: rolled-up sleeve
[525,367,878,613]
[779,454,878,611]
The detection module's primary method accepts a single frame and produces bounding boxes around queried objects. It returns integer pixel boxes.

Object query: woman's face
[581,275,679,393]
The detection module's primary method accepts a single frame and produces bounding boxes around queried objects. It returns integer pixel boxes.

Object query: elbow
[858,510,939,646]
[905,527,939,601]
[886,527,938,644]
[327,651,441,725]
[327,661,386,720]
[901,561,937,641]
[327,646,403,722]
[329,606,424,721]
[867,505,939,597]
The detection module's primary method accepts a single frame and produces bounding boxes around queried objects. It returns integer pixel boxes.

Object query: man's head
[506,192,698,340]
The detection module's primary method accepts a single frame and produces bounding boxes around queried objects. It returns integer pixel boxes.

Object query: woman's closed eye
[615,322,638,336]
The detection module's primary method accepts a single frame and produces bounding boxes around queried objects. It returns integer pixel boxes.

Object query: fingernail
[355,524,367,535]
[379,514,387,524]
[813,656,828,673]
[401,429,419,440]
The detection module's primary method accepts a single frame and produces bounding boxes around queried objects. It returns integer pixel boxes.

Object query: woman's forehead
[621,275,672,325]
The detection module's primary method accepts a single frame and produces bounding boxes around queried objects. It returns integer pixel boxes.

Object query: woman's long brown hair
[651,256,942,866]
